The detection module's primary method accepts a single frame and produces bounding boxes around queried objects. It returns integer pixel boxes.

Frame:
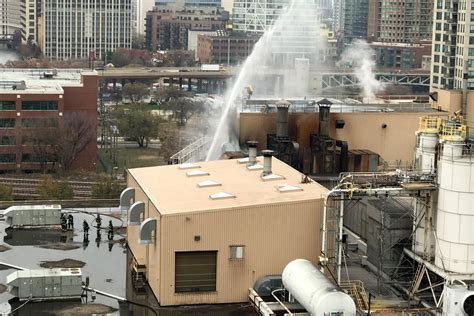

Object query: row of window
[0,153,57,164]
[0,118,58,128]
[0,101,59,111]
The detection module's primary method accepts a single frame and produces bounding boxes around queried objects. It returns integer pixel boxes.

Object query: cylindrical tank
[282,259,356,316]
[435,141,474,273]
[413,132,438,257]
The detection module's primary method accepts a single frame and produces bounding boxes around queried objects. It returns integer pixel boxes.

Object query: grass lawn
[98,147,167,172]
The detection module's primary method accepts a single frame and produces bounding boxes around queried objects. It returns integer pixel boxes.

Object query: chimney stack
[247,141,258,166]
[275,99,291,138]
[262,150,274,176]
[317,99,333,137]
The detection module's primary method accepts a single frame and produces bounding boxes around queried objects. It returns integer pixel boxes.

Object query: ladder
[408,263,426,297]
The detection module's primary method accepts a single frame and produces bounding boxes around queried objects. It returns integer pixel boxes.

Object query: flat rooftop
[128,157,328,215]
[0,69,96,94]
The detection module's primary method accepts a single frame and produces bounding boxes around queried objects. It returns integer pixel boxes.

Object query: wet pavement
[0,206,255,315]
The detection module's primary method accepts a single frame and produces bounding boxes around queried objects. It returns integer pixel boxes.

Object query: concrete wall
[240,111,448,167]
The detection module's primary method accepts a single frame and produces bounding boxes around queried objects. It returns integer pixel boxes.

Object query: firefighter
[96,214,102,229]
[60,213,67,231]
[67,214,74,229]
[83,220,89,237]
[107,220,114,241]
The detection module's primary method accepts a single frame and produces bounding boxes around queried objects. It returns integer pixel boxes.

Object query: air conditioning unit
[443,284,474,315]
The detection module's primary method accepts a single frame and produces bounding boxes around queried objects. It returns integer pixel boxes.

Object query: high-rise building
[232,0,289,33]
[43,0,135,60]
[377,0,432,43]
[0,0,25,37]
[343,0,368,43]
[154,0,222,8]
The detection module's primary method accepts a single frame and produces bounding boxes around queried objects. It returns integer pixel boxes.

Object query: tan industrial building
[124,157,327,306]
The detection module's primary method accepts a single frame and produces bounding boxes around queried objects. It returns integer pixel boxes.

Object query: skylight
[247,164,263,171]
[179,163,200,170]
[261,174,285,181]
[186,170,210,177]
[209,192,236,200]
[197,180,222,188]
[277,184,303,193]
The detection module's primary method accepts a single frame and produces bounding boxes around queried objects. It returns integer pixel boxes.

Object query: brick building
[370,41,431,70]
[197,32,260,65]
[145,7,227,51]
[0,69,98,173]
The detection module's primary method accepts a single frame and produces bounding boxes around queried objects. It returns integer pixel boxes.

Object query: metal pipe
[271,289,293,316]
[247,141,258,166]
[262,150,274,176]
[335,140,348,172]
[276,100,291,138]
[337,192,344,284]
[318,104,331,137]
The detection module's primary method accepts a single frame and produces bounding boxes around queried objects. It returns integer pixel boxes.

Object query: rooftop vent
[186,170,210,177]
[247,140,258,166]
[119,187,135,211]
[129,201,145,226]
[277,184,303,193]
[209,192,236,200]
[198,180,221,188]
[179,163,200,169]
[139,218,157,244]
[262,150,274,177]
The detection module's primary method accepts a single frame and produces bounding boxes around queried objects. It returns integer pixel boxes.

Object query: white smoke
[340,40,383,103]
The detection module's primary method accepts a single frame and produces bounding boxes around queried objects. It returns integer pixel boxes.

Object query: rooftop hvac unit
[443,284,474,316]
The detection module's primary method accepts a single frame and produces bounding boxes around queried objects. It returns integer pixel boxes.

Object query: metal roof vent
[186,170,210,177]
[119,187,135,211]
[179,163,201,169]
[277,184,303,193]
[139,218,157,244]
[209,192,236,200]
[198,180,221,188]
[261,150,274,177]
[129,201,145,225]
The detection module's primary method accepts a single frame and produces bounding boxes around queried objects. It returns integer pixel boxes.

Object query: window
[0,101,15,110]
[22,101,58,111]
[229,245,244,260]
[22,153,57,163]
[0,136,15,146]
[21,118,58,128]
[0,153,16,163]
[175,251,217,293]
[0,119,15,128]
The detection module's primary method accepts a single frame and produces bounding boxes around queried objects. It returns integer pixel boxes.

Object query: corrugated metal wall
[158,199,323,306]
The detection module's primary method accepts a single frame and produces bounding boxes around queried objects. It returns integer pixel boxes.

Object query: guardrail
[169,136,212,165]
[0,199,119,209]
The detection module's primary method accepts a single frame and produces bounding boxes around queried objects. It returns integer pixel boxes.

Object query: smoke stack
[276,99,291,138]
[317,99,333,137]
[247,140,258,166]
[262,150,274,176]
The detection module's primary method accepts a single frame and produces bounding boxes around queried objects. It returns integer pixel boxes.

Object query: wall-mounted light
[194,235,201,241]
[381,123,388,129]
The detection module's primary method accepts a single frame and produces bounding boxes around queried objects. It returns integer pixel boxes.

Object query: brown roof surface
[128,157,328,215]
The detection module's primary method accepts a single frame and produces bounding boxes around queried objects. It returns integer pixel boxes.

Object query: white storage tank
[6,268,82,300]
[3,205,61,227]
[282,259,356,316]
[435,140,474,273]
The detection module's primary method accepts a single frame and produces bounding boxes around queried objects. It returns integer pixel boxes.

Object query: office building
[232,0,288,33]
[145,7,226,51]
[197,32,260,65]
[154,0,222,8]
[371,41,431,70]
[43,0,134,60]
[343,0,369,43]
[0,69,98,173]
[377,0,432,43]
[124,157,327,305]
[0,0,25,37]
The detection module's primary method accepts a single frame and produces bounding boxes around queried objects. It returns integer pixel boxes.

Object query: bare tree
[31,112,95,171]
[123,82,149,103]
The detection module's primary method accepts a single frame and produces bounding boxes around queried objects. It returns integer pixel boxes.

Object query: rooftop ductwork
[317,98,333,137]
[262,150,274,177]
[128,201,145,226]
[247,140,258,166]
[139,218,157,245]
[119,187,135,211]
[275,99,291,138]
